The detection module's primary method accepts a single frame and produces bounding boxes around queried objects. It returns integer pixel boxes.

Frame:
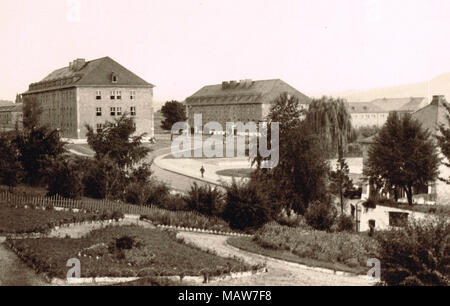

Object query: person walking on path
[200,165,205,178]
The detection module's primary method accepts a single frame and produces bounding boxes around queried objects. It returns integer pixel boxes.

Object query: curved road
[178,232,372,286]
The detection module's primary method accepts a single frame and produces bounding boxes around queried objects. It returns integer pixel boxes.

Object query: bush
[159,194,188,211]
[146,183,171,206]
[222,181,272,231]
[336,215,354,232]
[374,217,450,286]
[184,182,224,216]
[46,158,84,199]
[304,198,337,232]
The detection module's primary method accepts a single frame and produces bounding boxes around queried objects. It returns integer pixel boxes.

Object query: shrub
[146,183,171,207]
[304,197,337,231]
[222,180,272,231]
[336,215,354,232]
[374,217,450,286]
[159,194,188,211]
[184,183,224,216]
[46,158,84,199]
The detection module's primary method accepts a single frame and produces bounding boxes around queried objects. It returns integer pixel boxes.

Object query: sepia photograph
[0,0,449,297]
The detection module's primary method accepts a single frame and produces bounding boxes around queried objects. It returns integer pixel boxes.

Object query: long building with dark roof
[22,57,155,139]
[185,79,311,133]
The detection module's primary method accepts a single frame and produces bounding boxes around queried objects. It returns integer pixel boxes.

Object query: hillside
[316,73,450,103]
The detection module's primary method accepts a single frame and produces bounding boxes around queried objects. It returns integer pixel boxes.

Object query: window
[110,107,116,116]
[96,91,102,100]
[130,106,136,116]
[130,90,136,99]
[96,123,103,133]
[110,91,115,100]
[96,107,102,116]
[116,91,122,100]
[117,107,122,116]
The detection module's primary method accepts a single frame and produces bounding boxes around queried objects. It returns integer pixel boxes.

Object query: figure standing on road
[200,165,205,178]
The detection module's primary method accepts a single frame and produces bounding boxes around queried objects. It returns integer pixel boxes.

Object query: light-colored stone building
[185,79,311,133]
[348,97,427,128]
[21,57,155,139]
[0,103,23,131]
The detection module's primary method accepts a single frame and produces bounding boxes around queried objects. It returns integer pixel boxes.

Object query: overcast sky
[1,0,450,103]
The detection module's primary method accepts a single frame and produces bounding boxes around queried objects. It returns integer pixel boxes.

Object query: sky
[1,0,450,104]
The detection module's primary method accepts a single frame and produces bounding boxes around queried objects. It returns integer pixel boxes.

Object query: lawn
[227,222,379,275]
[0,206,100,234]
[8,225,254,279]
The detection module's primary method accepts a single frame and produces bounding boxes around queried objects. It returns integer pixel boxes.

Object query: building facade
[185,79,311,133]
[348,97,427,128]
[0,103,23,131]
[22,57,154,139]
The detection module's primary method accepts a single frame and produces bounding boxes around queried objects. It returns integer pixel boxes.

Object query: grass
[227,222,379,275]
[0,206,100,234]
[216,168,254,178]
[8,225,254,279]
[227,236,367,275]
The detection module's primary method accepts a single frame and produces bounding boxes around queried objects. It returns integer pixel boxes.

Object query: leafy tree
[85,114,151,170]
[82,157,125,200]
[0,132,23,190]
[222,180,272,231]
[22,96,43,131]
[329,156,353,214]
[47,157,84,199]
[160,101,187,139]
[252,93,330,214]
[14,127,66,186]
[185,182,224,216]
[304,96,352,158]
[364,112,440,205]
[375,217,450,286]
[304,196,337,232]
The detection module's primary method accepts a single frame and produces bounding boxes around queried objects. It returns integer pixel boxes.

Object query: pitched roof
[347,102,386,113]
[186,79,311,106]
[371,97,425,112]
[0,103,22,113]
[412,96,450,136]
[24,57,154,94]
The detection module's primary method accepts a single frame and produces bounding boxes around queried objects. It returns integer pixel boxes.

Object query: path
[178,232,372,286]
[0,237,47,286]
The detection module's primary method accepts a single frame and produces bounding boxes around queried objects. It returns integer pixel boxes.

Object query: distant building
[21,57,155,139]
[185,79,311,133]
[348,97,427,128]
[0,103,22,131]
[358,95,450,206]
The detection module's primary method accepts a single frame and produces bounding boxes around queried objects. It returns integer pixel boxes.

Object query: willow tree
[304,96,353,159]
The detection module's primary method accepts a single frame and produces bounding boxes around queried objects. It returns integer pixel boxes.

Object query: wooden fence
[0,191,225,226]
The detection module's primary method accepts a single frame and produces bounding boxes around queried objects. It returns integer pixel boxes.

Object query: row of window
[96,122,136,133]
[352,113,387,119]
[96,91,136,100]
[95,106,136,117]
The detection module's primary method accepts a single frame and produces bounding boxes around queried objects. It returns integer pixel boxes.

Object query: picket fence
[0,191,221,223]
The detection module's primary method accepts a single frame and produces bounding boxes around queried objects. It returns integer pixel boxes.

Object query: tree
[85,114,151,170]
[329,156,353,214]
[364,112,440,205]
[47,157,84,199]
[252,93,330,214]
[14,127,66,186]
[22,96,43,131]
[304,96,353,159]
[160,101,187,140]
[185,182,224,216]
[0,132,23,190]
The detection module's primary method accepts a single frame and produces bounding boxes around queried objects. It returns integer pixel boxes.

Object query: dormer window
[111,73,118,83]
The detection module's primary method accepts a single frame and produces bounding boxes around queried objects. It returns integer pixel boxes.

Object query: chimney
[222,81,229,89]
[431,95,446,105]
[71,58,86,71]
[229,80,237,88]
[244,79,253,88]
